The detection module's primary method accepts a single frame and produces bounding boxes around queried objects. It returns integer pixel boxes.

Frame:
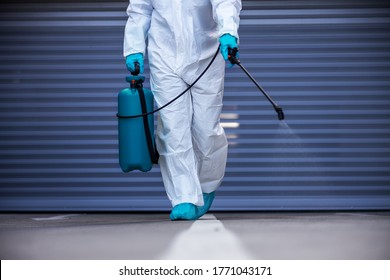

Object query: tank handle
[130,62,140,76]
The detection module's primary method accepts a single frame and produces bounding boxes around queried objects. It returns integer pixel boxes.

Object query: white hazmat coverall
[124,0,241,207]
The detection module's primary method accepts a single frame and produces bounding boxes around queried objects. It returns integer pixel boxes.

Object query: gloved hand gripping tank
[117,72,158,172]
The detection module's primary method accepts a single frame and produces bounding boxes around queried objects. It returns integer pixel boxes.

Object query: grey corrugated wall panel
[0,0,389,211]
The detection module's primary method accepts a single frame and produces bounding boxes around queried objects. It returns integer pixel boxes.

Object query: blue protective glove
[125,53,144,74]
[219,33,238,67]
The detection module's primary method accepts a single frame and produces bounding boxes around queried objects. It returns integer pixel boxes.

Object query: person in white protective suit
[124,0,241,220]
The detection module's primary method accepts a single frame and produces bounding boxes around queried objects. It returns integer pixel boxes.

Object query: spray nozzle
[275,106,285,120]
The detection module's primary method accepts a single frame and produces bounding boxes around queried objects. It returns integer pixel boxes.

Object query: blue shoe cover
[170,203,199,221]
[197,192,215,218]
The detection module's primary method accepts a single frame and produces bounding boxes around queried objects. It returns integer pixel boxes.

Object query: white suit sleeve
[210,0,242,38]
[123,0,153,57]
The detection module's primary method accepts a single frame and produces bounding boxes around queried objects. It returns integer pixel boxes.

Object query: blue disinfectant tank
[118,75,155,172]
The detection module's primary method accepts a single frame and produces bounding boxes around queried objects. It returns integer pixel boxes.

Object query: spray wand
[228,48,285,120]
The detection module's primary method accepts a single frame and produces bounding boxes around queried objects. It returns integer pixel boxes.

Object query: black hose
[117,46,221,119]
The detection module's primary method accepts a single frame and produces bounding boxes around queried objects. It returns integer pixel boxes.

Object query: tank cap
[126,75,145,83]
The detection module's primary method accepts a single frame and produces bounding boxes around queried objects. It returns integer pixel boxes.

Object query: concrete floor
[0,211,389,260]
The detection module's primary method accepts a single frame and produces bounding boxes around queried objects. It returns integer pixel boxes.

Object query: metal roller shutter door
[0,0,389,211]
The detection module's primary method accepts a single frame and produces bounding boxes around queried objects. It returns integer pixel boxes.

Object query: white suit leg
[150,67,204,207]
[189,54,228,194]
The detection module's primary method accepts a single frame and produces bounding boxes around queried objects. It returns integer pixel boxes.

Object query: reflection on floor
[0,212,389,260]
